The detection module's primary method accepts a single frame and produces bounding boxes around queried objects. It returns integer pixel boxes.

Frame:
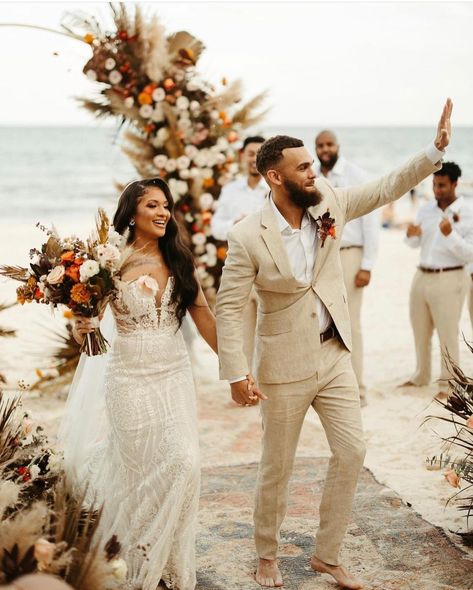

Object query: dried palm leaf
[232,91,270,127]
[110,2,133,36]
[0,266,29,282]
[76,97,114,120]
[95,209,110,245]
[0,302,16,314]
[136,13,170,82]
[0,392,22,469]
[202,80,243,111]
[167,30,205,65]
[60,10,103,37]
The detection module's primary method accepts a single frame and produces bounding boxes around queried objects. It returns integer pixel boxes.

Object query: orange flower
[16,289,26,305]
[202,177,215,188]
[217,246,228,261]
[83,33,94,44]
[143,83,157,95]
[328,226,337,238]
[444,469,461,488]
[202,211,212,225]
[34,288,43,301]
[221,77,228,86]
[65,265,80,283]
[61,251,75,263]
[70,283,91,304]
[144,123,156,134]
[227,131,238,143]
[63,309,74,319]
[74,257,85,266]
[163,78,175,91]
[138,92,153,105]
[219,110,227,120]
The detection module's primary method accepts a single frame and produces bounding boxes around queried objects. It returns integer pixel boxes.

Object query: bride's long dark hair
[113,178,199,327]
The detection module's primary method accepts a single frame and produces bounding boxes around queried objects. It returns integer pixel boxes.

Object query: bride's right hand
[72,316,96,344]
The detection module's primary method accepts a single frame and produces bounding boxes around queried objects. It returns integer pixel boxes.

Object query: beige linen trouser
[254,337,366,566]
[340,247,365,391]
[409,268,467,386]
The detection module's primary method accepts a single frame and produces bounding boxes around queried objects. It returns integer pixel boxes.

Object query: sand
[1,220,472,558]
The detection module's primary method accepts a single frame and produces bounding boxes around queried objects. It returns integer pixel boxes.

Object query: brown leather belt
[340,245,362,250]
[419,265,464,273]
[320,323,338,344]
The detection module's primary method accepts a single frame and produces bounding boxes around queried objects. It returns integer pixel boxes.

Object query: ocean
[1,125,472,225]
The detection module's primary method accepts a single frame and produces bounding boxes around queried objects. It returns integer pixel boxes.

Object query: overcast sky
[0,1,472,127]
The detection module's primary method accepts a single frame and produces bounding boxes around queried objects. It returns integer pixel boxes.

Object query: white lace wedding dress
[89,276,200,590]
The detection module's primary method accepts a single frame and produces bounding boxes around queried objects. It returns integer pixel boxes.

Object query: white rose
[176,96,190,111]
[47,265,65,285]
[151,106,164,122]
[186,80,199,92]
[184,213,194,223]
[189,167,201,179]
[79,260,100,282]
[124,96,134,109]
[157,127,169,143]
[109,70,122,85]
[217,137,229,150]
[47,452,63,474]
[206,243,217,256]
[177,181,188,196]
[165,159,177,173]
[111,558,128,580]
[96,244,121,268]
[199,193,214,210]
[108,230,125,249]
[179,169,190,180]
[139,104,153,119]
[152,87,166,102]
[29,465,41,480]
[153,154,168,169]
[176,156,191,170]
[86,69,97,81]
[210,110,219,120]
[151,136,163,148]
[194,152,208,168]
[190,100,200,112]
[105,57,116,70]
[191,232,206,246]
[175,70,185,82]
[184,145,198,159]
[228,163,239,175]
[177,118,191,131]
[215,153,226,165]
[201,167,213,179]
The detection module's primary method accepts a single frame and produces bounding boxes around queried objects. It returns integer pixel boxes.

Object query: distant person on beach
[216,100,452,589]
[402,161,473,399]
[211,135,267,369]
[315,130,380,406]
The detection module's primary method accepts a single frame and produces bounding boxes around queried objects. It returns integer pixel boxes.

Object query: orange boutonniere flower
[70,283,91,304]
[315,210,336,248]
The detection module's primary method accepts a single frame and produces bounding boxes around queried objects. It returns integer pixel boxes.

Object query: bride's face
[133,188,171,240]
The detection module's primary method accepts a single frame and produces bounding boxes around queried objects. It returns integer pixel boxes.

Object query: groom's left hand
[435,98,453,151]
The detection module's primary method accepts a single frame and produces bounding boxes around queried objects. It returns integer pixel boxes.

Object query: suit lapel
[260,199,294,281]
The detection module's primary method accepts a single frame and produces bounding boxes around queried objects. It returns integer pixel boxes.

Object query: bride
[60,177,221,590]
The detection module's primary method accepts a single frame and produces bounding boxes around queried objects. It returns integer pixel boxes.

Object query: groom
[215,99,452,589]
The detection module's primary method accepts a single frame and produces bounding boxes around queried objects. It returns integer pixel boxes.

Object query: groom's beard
[283,178,323,208]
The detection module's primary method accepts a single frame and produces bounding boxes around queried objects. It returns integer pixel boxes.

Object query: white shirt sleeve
[211,190,237,241]
[360,209,380,271]
[425,142,445,165]
[442,228,473,263]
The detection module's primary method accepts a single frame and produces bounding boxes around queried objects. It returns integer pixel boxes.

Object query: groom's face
[277,147,321,208]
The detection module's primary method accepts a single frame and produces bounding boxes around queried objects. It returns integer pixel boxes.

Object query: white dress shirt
[211,176,267,240]
[315,156,380,271]
[269,196,333,332]
[405,196,473,268]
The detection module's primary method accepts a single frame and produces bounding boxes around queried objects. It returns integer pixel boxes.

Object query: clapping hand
[406,223,422,238]
[435,98,453,151]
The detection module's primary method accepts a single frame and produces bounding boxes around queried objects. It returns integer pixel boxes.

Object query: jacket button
[311,312,317,317]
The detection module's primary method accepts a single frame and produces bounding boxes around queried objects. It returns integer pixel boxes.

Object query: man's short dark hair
[242,135,266,150]
[434,161,462,182]
[256,135,304,176]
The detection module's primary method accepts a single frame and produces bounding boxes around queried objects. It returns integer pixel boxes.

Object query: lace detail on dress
[111,276,178,335]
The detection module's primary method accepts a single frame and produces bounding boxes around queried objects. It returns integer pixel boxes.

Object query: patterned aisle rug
[196,458,473,590]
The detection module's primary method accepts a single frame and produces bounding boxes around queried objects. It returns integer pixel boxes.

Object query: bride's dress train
[73,277,200,590]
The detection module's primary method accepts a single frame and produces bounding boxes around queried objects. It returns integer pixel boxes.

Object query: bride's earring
[129,219,135,227]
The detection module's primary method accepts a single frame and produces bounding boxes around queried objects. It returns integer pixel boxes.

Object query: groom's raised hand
[435,98,453,151]
[231,374,267,406]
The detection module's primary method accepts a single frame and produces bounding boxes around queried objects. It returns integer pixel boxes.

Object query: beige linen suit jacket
[216,150,440,385]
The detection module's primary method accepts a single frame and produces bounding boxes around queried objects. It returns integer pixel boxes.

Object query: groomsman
[315,130,380,406]
[211,136,267,369]
[404,162,473,397]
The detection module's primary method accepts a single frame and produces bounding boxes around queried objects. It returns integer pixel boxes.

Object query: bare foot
[310,556,363,589]
[255,558,283,587]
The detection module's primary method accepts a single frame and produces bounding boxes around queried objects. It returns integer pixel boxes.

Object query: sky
[0,1,472,127]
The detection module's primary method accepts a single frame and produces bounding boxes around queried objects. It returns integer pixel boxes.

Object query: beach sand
[1,221,472,558]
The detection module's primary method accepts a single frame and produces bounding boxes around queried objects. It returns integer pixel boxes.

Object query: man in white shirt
[211,136,267,369]
[315,130,380,405]
[404,162,472,397]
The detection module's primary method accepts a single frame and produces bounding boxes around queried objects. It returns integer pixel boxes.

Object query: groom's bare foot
[310,556,363,589]
[255,558,283,587]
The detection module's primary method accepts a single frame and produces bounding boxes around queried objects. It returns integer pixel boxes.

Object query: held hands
[406,223,422,238]
[354,269,371,288]
[230,373,267,407]
[435,98,453,151]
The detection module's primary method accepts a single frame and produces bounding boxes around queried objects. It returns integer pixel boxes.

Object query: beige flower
[111,557,128,580]
[444,469,461,488]
[34,538,55,567]
[46,265,65,285]
[136,275,159,297]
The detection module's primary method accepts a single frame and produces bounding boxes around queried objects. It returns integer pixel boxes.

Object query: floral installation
[0,389,126,588]
[315,209,336,248]
[0,210,126,356]
[56,3,268,298]
[424,343,473,547]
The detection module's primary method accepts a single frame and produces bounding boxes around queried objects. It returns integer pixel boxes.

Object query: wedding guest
[403,161,473,398]
[315,130,380,406]
[211,136,267,369]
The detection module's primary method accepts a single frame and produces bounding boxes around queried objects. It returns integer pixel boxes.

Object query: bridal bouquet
[0,209,125,356]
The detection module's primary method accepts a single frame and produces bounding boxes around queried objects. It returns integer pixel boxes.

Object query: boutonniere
[315,209,336,248]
